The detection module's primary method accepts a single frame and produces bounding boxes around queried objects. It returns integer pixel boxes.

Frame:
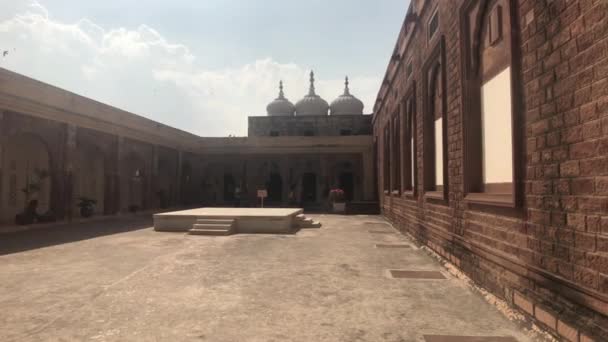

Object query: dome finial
[344,76,351,95]
[308,70,316,95]
[278,80,285,99]
[267,79,295,116]
[329,74,364,115]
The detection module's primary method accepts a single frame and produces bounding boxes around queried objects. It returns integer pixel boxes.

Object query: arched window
[392,110,401,193]
[383,125,390,193]
[431,63,444,192]
[463,0,521,206]
[423,38,447,201]
[402,84,417,194]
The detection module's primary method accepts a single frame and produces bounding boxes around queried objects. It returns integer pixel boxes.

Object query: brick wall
[373,0,608,340]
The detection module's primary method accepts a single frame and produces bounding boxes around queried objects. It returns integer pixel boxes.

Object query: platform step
[297,219,321,229]
[196,219,235,225]
[189,218,235,236]
[309,221,322,228]
[295,214,306,220]
[188,228,232,236]
[191,223,233,231]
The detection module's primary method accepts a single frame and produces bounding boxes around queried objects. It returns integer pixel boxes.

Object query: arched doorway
[339,172,354,201]
[301,173,316,203]
[224,174,235,202]
[124,153,146,212]
[266,173,282,203]
[1,134,51,223]
[157,158,174,209]
[180,162,192,205]
[74,144,105,216]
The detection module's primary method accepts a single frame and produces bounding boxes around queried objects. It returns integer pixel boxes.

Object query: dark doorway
[301,173,317,203]
[339,172,354,201]
[224,174,235,202]
[267,173,282,202]
[180,162,192,205]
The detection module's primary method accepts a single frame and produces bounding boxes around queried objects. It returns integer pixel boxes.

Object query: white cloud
[0,1,380,136]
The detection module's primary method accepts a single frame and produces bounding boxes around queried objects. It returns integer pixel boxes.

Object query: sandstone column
[116,136,125,213]
[280,156,289,206]
[362,149,374,201]
[0,111,4,216]
[320,154,329,208]
[151,145,159,209]
[64,124,77,221]
[175,150,183,207]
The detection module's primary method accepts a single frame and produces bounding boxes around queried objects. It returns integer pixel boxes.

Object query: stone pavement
[0,215,548,341]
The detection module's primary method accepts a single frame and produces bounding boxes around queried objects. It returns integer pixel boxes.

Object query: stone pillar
[315,156,322,206]
[175,150,183,207]
[117,136,125,213]
[362,149,374,201]
[64,124,77,221]
[388,119,394,195]
[0,111,4,216]
[399,106,405,194]
[151,146,159,209]
[107,136,120,215]
[320,154,329,207]
[280,156,289,207]
[246,159,258,206]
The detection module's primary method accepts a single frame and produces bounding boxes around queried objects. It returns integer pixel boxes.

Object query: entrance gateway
[153,207,321,235]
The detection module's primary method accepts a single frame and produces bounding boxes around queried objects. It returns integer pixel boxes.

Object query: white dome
[295,71,329,116]
[266,81,295,116]
[330,76,364,115]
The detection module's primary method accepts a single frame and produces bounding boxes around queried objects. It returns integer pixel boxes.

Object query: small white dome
[295,71,329,116]
[267,81,295,116]
[330,76,364,115]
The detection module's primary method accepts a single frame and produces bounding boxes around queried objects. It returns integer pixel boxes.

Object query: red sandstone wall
[373,0,607,340]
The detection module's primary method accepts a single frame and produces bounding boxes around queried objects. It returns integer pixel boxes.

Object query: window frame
[422,37,448,203]
[460,0,523,208]
[391,110,401,194]
[401,82,417,197]
[406,60,413,80]
[383,124,391,194]
[428,7,440,42]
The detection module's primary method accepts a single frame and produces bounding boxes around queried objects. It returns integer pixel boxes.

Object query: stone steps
[188,228,233,236]
[188,218,235,236]
[294,214,322,229]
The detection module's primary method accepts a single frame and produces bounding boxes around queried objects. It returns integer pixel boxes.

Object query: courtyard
[1,215,541,342]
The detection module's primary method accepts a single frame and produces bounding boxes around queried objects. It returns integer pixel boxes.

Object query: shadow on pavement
[0,218,153,256]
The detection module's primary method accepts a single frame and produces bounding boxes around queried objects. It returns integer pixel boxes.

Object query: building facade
[373,0,607,340]
[1,0,606,338]
[0,68,376,224]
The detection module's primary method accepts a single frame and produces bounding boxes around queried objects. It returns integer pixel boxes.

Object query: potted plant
[329,188,346,213]
[77,197,97,218]
[15,168,49,225]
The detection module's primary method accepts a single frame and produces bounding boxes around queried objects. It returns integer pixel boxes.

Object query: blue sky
[0,0,409,136]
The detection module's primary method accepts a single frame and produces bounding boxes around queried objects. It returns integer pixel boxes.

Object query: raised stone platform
[153,208,316,234]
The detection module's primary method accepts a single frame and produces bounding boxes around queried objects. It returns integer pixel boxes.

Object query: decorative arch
[123,152,146,211]
[470,0,493,75]
[180,161,193,205]
[156,157,175,209]
[1,133,52,223]
[422,37,447,198]
[74,142,106,216]
[428,61,443,110]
